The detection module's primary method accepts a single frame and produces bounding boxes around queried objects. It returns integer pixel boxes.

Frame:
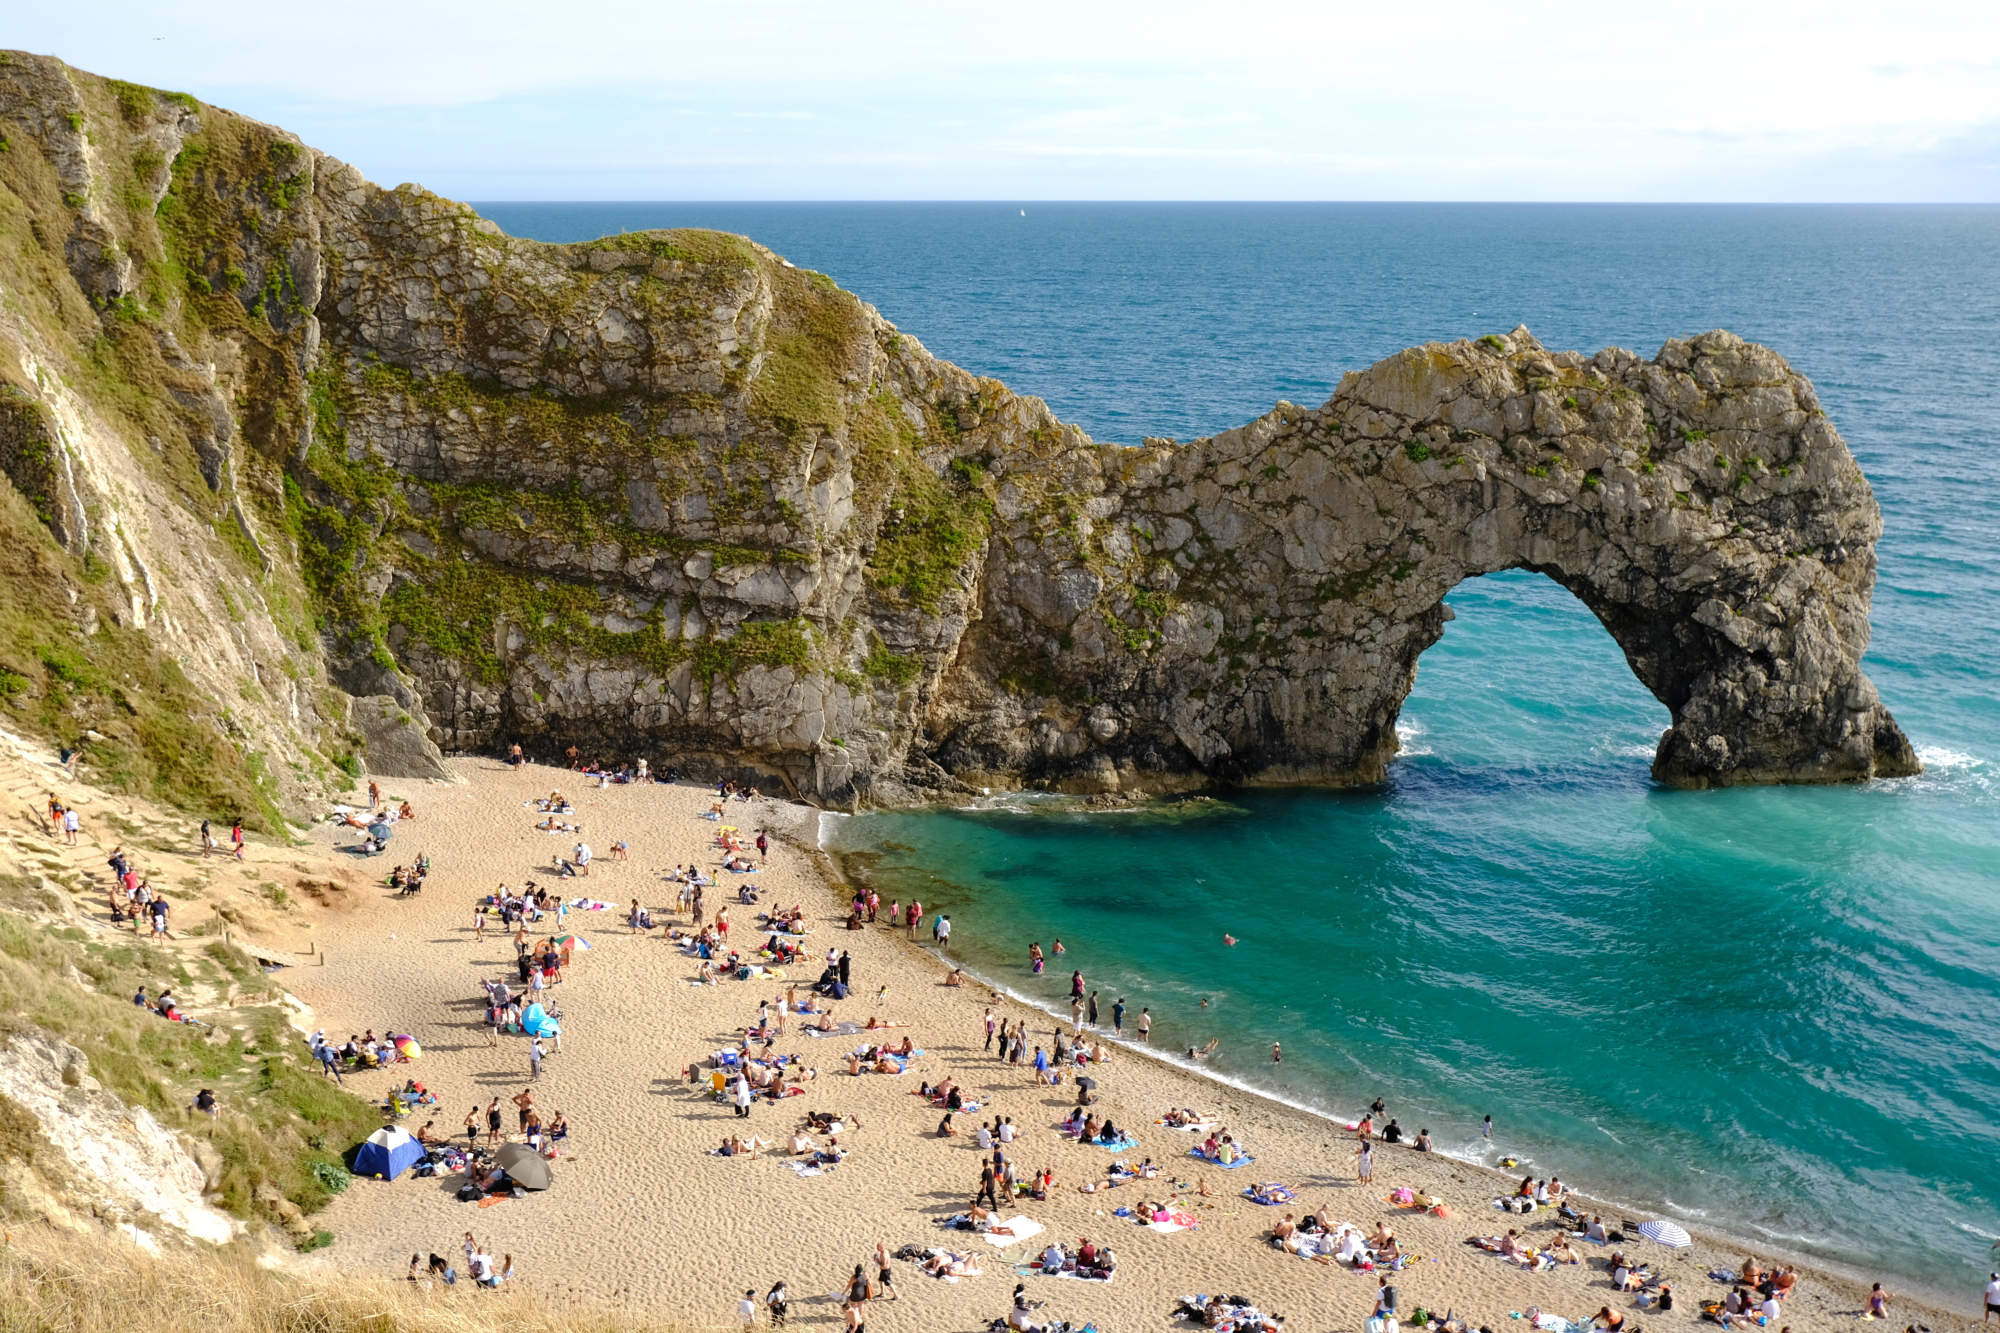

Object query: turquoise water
[479,204,2000,1297]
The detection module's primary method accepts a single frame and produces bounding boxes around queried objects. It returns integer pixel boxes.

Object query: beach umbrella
[493,1143,553,1190]
[1076,1076,1098,1091]
[1635,1219,1692,1249]
[550,933,591,950]
[367,821,392,842]
[392,1034,421,1059]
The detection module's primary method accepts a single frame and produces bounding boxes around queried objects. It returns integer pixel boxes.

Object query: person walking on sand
[874,1241,899,1301]
[906,899,923,941]
[63,805,79,846]
[1137,1007,1151,1043]
[573,840,591,876]
[529,1035,545,1079]
[1355,1139,1374,1183]
[757,830,769,863]
[199,818,213,858]
[1983,1272,2000,1323]
[739,1288,757,1326]
[231,819,245,860]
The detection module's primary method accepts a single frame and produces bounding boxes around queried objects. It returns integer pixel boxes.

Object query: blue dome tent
[353,1125,425,1180]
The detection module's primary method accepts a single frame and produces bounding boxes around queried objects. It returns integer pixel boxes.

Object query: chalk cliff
[0,52,1918,811]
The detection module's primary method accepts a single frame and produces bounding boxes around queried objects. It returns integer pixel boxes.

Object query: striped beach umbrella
[1635,1219,1692,1248]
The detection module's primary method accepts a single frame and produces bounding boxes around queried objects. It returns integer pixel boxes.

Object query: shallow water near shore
[479,202,2000,1299]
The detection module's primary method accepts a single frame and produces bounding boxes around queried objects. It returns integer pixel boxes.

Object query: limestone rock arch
[931,328,1919,791]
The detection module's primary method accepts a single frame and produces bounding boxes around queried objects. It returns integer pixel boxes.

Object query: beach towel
[1189,1148,1257,1169]
[801,1022,865,1038]
[1147,1208,1201,1233]
[1157,1119,1218,1133]
[567,898,611,911]
[779,1159,832,1177]
[1096,1133,1138,1153]
[981,1216,1045,1248]
[1245,1182,1296,1205]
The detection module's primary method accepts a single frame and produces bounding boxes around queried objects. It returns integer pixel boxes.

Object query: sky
[11,1,2000,201]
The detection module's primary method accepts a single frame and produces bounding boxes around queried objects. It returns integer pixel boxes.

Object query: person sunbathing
[787,1131,815,1155]
[815,1010,838,1032]
[946,967,965,986]
[1546,1234,1581,1264]
[1498,1229,1524,1256]
[1273,1214,1299,1241]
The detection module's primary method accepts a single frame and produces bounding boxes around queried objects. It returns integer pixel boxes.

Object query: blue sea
[477,203,2000,1300]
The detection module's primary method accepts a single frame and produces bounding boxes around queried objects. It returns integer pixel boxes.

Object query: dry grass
[0,1224,686,1333]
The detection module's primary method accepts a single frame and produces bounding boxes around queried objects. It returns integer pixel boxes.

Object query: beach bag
[456,1184,483,1202]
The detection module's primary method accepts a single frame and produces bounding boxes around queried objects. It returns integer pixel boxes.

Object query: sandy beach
[284,759,1972,1331]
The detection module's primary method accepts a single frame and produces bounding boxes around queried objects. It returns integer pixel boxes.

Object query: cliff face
[0,53,1917,811]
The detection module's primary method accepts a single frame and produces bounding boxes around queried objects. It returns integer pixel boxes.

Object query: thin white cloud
[8,0,1999,199]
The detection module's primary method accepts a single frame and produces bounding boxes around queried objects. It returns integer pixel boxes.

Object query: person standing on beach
[738,1289,757,1326]
[63,805,79,846]
[756,830,769,863]
[199,818,212,858]
[766,1281,790,1328]
[906,899,923,941]
[231,819,245,860]
[733,1071,752,1118]
[1137,1008,1151,1043]
[1983,1272,2000,1323]
[1086,990,1099,1026]
[1112,998,1125,1036]
[486,1097,504,1147]
[529,1036,545,1080]
[1355,1139,1373,1182]
[1070,994,1085,1031]
[984,1009,996,1052]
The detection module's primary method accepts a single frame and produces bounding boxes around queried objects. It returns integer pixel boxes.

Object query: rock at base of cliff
[351,695,455,782]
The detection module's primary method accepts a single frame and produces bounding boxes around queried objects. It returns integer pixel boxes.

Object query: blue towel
[1188,1148,1256,1169]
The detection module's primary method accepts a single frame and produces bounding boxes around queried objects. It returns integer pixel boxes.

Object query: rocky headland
[0,51,1917,815]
